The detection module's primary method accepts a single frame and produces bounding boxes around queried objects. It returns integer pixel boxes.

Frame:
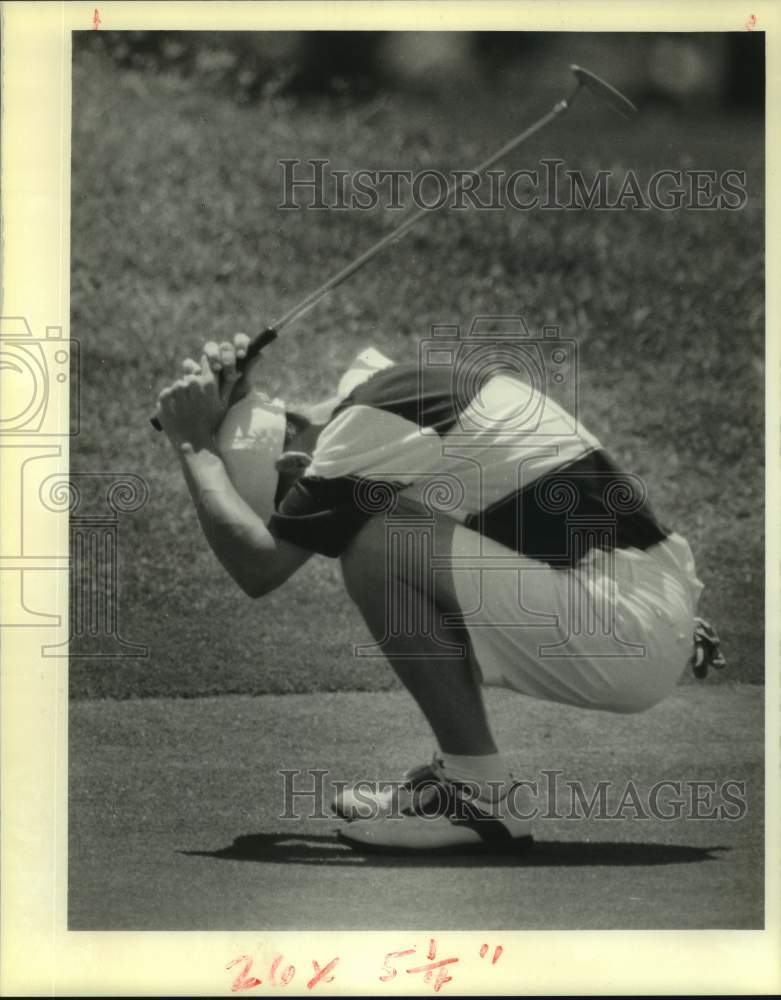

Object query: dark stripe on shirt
[330,362,469,436]
[465,448,669,568]
[271,450,668,564]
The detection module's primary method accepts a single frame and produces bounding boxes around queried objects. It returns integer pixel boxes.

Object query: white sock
[439,752,516,803]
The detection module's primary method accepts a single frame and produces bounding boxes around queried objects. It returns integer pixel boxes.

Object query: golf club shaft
[151,95,575,431]
[263,101,570,343]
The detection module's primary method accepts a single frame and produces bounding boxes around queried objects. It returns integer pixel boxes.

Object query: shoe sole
[336,830,534,856]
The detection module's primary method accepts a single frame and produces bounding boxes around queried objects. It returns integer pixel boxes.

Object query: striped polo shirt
[269,352,668,566]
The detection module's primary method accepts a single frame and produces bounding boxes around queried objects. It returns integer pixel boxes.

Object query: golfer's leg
[341,514,497,756]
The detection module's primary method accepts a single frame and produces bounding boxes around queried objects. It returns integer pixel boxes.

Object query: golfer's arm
[177,443,311,597]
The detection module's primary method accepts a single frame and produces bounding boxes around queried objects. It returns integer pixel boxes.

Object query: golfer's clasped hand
[156,332,252,447]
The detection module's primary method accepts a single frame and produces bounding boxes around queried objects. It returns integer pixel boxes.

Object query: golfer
[156,330,723,853]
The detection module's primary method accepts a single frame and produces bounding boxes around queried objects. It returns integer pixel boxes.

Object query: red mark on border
[307,957,340,989]
[479,943,504,964]
[92,8,101,29]
[406,957,459,974]
[379,948,416,982]
[269,954,296,987]
[746,13,756,29]
[406,939,458,992]
[226,955,262,992]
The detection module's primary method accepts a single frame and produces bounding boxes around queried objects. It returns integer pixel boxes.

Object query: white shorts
[450,527,704,713]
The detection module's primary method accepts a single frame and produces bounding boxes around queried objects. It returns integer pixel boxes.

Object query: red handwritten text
[226,953,340,992]
[479,943,504,964]
[226,955,263,992]
[227,939,505,992]
[380,939,459,992]
[307,958,340,990]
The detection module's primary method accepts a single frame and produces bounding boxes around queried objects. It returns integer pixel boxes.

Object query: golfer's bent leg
[337,513,534,850]
[341,514,497,756]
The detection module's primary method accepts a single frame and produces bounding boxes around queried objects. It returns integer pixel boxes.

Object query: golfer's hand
[201,332,259,408]
[156,357,225,449]
[176,332,255,418]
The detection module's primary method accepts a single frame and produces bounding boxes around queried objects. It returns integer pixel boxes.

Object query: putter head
[570,64,637,118]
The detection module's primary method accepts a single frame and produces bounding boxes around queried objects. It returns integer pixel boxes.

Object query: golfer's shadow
[182,832,728,868]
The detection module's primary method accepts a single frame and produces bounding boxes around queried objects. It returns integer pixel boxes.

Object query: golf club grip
[244,325,278,363]
[149,326,279,431]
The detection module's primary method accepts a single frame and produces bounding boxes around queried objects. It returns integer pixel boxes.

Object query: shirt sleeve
[268,401,442,558]
[268,472,393,557]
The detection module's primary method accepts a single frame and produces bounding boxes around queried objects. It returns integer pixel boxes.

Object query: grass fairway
[69,687,762,930]
[70,46,763,699]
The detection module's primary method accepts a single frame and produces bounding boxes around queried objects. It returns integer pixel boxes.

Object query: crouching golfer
[156,329,724,854]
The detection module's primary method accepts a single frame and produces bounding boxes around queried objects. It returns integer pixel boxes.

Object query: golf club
[151,64,636,430]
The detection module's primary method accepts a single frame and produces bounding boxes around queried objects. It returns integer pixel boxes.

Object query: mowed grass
[70,46,764,699]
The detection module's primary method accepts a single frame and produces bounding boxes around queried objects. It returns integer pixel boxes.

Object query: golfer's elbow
[229,562,280,599]
[240,573,281,599]
[233,544,312,598]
